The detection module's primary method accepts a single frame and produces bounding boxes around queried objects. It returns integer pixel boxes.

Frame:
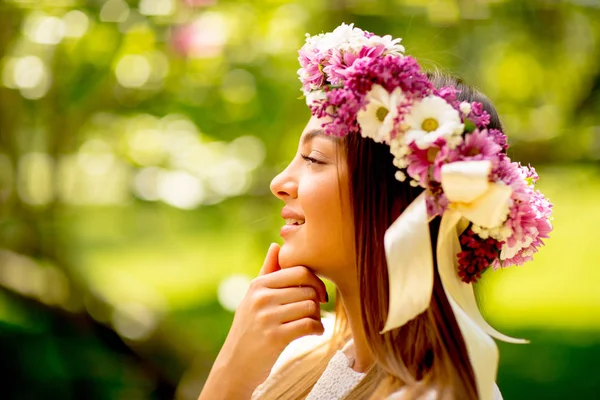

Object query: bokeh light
[23,11,66,45]
[112,302,158,341]
[157,170,205,209]
[17,153,55,205]
[139,0,176,17]
[171,12,228,58]
[100,0,130,23]
[218,274,252,312]
[115,54,152,88]
[62,10,90,38]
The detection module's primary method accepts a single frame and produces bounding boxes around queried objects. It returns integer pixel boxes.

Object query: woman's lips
[280,222,304,237]
[280,207,305,237]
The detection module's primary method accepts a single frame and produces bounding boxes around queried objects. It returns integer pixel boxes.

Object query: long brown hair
[257,70,503,399]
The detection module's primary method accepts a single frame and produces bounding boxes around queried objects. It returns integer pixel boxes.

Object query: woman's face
[270,116,356,282]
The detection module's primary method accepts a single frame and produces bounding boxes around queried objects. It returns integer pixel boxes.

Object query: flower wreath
[298,23,553,400]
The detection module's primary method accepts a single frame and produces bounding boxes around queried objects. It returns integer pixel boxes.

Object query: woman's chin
[278,245,329,278]
[278,244,302,269]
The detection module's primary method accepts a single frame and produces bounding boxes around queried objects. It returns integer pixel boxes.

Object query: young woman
[198,24,552,400]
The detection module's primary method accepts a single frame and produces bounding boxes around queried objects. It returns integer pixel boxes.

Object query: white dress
[252,317,503,400]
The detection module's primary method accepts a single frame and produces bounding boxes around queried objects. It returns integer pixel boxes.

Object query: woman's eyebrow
[301,128,337,145]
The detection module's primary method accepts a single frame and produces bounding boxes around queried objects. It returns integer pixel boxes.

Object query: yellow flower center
[376,107,389,122]
[427,147,439,162]
[421,118,439,132]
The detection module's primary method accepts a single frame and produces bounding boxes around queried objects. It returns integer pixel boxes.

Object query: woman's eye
[300,154,323,165]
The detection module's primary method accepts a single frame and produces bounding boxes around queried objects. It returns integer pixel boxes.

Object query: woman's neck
[338,288,374,373]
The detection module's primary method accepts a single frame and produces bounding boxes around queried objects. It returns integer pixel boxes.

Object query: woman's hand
[198,243,328,400]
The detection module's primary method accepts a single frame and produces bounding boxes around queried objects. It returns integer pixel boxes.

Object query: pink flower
[432,91,491,131]
[406,144,433,185]
[311,87,363,137]
[468,102,491,129]
[311,55,433,138]
[344,55,433,98]
[298,49,328,91]
[500,188,553,267]
[323,45,386,86]
[488,128,509,152]
[490,162,553,267]
[322,49,356,86]
[426,184,449,217]
[446,128,502,161]
[406,139,448,185]
[434,85,460,109]
[427,129,502,183]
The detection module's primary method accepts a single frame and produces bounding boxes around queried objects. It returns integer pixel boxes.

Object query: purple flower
[468,102,491,129]
[344,55,433,98]
[426,185,449,218]
[488,128,509,152]
[311,87,363,137]
[434,85,460,109]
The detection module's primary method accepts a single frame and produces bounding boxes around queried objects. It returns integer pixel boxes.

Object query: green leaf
[464,119,476,133]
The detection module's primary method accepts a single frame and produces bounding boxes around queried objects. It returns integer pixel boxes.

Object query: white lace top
[252,317,503,400]
[305,339,366,400]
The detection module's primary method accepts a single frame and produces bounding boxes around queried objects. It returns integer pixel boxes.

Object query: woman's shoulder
[386,383,503,400]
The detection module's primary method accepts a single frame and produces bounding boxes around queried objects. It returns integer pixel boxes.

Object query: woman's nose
[270,165,298,200]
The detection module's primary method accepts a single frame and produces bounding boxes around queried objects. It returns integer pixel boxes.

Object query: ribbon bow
[382,160,527,400]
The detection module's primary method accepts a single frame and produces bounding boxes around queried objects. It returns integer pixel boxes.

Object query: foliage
[0,0,599,399]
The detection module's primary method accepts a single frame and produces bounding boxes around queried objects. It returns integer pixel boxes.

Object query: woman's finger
[269,286,320,305]
[279,317,325,343]
[272,300,321,324]
[260,266,327,303]
[258,243,281,276]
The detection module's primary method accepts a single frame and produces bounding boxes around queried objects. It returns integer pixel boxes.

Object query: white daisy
[403,95,464,150]
[366,34,405,55]
[308,23,366,53]
[304,90,327,106]
[357,84,405,144]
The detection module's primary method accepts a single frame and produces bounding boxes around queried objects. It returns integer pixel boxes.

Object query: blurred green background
[0,0,599,399]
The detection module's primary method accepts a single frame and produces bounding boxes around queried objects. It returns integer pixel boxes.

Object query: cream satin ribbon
[381,191,433,333]
[441,160,512,229]
[382,160,527,400]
